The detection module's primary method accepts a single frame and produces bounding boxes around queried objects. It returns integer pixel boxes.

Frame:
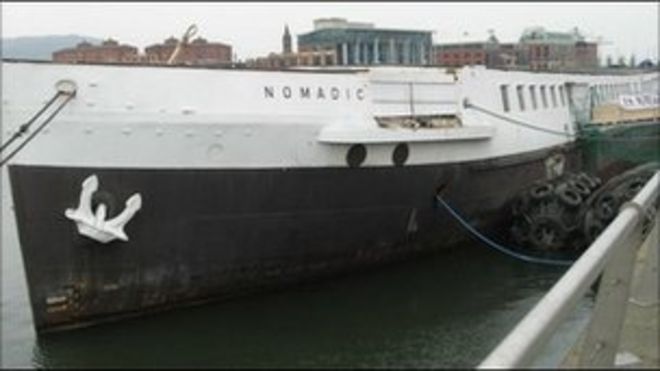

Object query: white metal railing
[478,171,659,369]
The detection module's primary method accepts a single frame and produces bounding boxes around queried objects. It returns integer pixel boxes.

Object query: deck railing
[478,171,659,368]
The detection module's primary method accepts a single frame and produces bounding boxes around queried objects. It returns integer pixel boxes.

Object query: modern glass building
[297,18,433,66]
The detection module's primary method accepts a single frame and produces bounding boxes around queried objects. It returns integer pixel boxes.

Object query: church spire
[282,24,292,54]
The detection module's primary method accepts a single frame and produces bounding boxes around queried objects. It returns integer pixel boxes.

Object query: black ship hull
[10,143,582,333]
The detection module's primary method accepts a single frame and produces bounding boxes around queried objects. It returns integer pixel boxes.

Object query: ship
[1,58,658,333]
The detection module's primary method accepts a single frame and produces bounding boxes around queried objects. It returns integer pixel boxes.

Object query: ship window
[516,85,526,111]
[550,85,558,107]
[540,85,548,108]
[529,85,538,110]
[559,85,566,106]
[500,85,511,112]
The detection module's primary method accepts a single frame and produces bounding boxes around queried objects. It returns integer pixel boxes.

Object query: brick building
[433,27,598,71]
[433,34,518,68]
[144,36,232,65]
[52,35,232,66]
[517,27,598,70]
[248,49,338,69]
[434,42,487,67]
[574,41,599,69]
[52,39,139,64]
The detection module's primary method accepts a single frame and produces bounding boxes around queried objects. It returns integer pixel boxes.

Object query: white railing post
[577,214,644,366]
[630,216,659,306]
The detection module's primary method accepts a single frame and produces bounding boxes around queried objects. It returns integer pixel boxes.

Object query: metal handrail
[478,171,659,368]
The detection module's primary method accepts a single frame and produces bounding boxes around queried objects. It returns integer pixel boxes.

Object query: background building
[516,27,598,70]
[52,39,139,64]
[248,49,337,69]
[282,24,292,54]
[144,36,232,65]
[433,33,518,68]
[246,24,338,69]
[52,35,232,65]
[297,18,433,66]
[433,27,599,71]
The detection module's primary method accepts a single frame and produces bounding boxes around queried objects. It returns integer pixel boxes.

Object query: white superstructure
[1,61,658,170]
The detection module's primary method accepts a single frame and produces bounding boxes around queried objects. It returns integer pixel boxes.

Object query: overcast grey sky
[2,2,658,62]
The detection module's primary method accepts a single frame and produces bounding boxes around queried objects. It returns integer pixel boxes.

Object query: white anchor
[64,175,142,244]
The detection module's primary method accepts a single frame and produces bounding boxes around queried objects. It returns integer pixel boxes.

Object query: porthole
[346,144,367,168]
[392,143,409,167]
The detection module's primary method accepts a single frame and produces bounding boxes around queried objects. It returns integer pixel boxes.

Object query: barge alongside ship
[1,59,658,332]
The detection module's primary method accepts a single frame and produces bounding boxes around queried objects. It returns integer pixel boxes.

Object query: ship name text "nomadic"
[264,85,365,101]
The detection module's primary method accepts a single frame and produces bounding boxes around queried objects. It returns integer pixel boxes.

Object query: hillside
[1,35,103,60]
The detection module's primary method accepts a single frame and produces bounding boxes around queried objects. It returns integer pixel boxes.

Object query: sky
[1,2,658,62]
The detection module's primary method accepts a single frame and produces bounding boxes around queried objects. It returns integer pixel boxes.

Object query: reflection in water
[31,245,567,368]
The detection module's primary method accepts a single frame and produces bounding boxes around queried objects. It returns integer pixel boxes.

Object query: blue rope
[435,195,575,267]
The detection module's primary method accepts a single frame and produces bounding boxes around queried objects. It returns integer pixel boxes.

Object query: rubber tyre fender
[583,211,606,245]
[511,196,528,216]
[511,218,531,244]
[529,215,568,251]
[594,192,619,221]
[622,177,646,200]
[556,184,582,208]
[529,183,554,200]
[570,179,592,198]
[577,172,600,190]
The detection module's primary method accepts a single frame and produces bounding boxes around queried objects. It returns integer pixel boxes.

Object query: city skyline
[2,2,658,63]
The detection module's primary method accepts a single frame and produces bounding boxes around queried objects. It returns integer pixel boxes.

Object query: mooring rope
[464,100,578,138]
[464,100,660,142]
[0,91,76,168]
[435,195,575,267]
[0,91,64,154]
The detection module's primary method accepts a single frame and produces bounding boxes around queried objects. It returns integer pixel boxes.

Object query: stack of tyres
[511,162,659,254]
[511,172,601,253]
